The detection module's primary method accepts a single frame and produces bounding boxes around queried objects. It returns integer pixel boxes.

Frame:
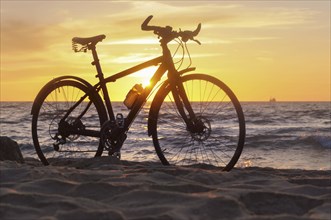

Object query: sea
[0,101,330,170]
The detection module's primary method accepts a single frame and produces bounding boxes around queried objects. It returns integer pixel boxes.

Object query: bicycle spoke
[153,74,245,170]
[32,80,106,165]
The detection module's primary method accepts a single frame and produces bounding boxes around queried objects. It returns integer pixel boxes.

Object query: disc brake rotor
[190,115,211,142]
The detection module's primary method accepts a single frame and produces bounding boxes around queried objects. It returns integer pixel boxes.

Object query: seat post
[89,45,104,79]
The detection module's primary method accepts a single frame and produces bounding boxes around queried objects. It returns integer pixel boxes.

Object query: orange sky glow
[1,1,330,101]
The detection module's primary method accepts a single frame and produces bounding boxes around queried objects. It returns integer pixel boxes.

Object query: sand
[0,157,330,220]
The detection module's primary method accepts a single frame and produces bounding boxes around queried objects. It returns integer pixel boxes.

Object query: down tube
[124,64,167,129]
[101,57,163,120]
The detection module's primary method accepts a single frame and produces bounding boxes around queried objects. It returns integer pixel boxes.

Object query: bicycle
[31,15,245,171]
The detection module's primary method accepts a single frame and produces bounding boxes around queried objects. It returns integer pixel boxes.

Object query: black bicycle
[31,16,245,171]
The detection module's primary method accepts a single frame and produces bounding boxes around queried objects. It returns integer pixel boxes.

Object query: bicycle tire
[149,74,245,171]
[31,80,107,165]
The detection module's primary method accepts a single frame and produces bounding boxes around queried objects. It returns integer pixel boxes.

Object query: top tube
[102,56,163,84]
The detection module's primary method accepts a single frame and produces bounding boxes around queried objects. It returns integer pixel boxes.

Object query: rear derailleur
[52,118,85,151]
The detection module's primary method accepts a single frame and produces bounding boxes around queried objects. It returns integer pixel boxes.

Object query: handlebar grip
[141,15,154,31]
[193,23,201,36]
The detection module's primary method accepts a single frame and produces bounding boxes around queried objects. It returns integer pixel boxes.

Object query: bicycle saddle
[72,34,106,46]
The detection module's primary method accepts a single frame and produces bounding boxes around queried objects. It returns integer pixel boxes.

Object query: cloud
[0,1,322,70]
[190,3,318,29]
[1,1,320,55]
[107,38,159,45]
[1,1,329,102]
[1,20,48,54]
[111,53,158,64]
[113,1,319,29]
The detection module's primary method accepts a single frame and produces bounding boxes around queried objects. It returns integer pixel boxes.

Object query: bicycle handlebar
[141,15,201,45]
[141,15,155,31]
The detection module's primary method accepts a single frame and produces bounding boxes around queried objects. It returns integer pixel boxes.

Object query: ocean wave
[2,101,331,170]
[298,135,331,149]
[244,132,331,150]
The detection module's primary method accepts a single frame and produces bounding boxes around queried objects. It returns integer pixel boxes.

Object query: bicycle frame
[96,56,164,124]
[89,43,196,137]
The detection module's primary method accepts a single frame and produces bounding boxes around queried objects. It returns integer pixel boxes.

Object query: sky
[1,0,330,101]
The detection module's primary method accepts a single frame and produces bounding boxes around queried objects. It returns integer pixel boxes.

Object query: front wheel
[150,74,245,171]
[31,80,107,165]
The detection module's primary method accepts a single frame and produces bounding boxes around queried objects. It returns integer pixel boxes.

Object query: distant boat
[269,98,276,102]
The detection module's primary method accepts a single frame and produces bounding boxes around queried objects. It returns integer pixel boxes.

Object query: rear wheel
[31,80,107,165]
[150,74,245,171]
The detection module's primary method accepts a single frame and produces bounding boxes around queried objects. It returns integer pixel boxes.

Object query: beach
[1,157,330,220]
[1,102,330,219]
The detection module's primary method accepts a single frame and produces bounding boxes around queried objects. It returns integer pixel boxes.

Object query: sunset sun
[131,66,159,88]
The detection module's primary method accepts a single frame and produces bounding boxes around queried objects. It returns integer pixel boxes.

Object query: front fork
[169,72,197,132]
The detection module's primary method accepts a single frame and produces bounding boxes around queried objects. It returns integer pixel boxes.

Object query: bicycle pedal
[116,113,125,128]
[109,151,121,159]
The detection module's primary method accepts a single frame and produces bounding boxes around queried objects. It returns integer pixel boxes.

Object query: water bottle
[124,84,143,109]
